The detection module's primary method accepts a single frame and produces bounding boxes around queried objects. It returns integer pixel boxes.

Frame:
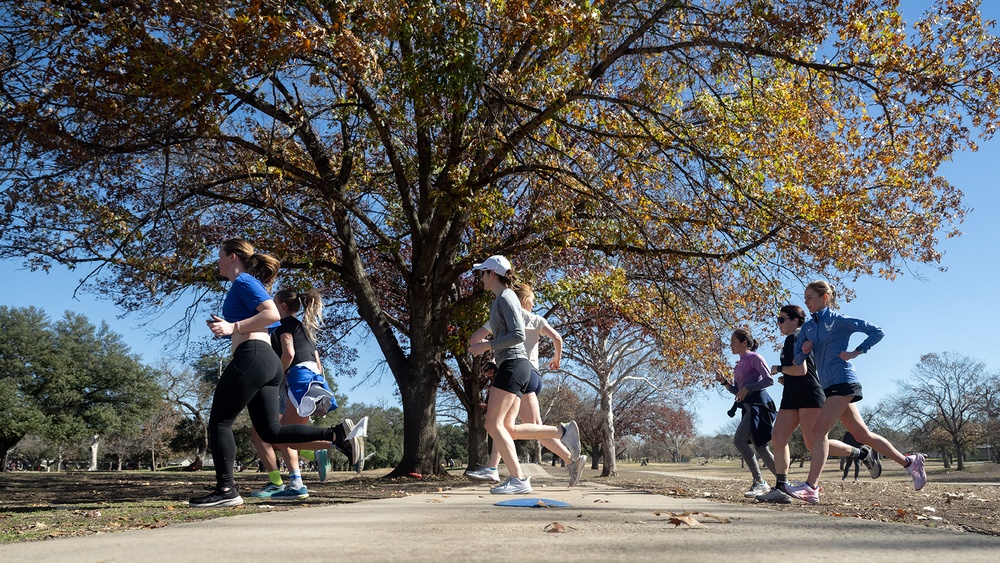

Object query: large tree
[0,307,161,467]
[0,307,55,465]
[2,1,999,475]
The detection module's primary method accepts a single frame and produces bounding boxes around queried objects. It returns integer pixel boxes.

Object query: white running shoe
[559,421,582,461]
[905,453,927,491]
[464,466,501,482]
[743,480,770,498]
[567,455,587,487]
[490,476,532,495]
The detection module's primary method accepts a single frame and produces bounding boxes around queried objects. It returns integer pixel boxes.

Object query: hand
[714,370,726,383]
[802,340,813,354]
[548,357,560,370]
[206,315,234,337]
[839,350,861,361]
[469,340,491,357]
[778,376,785,386]
[736,388,748,401]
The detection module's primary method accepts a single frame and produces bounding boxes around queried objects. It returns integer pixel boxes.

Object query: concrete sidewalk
[2,465,999,562]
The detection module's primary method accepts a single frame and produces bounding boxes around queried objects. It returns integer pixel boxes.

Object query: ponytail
[274,288,324,342]
[221,238,281,290]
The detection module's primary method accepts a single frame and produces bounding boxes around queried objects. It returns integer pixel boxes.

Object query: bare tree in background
[890,352,990,470]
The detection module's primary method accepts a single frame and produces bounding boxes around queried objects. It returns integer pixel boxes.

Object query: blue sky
[2,1,998,435]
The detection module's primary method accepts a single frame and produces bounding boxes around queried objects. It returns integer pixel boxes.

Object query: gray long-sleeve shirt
[488,288,528,365]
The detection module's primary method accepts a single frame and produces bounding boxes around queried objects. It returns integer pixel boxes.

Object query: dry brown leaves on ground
[612,476,1000,536]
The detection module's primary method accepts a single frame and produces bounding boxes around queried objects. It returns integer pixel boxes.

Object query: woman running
[468,255,582,494]
[784,280,926,504]
[755,305,879,504]
[248,288,344,501]
[715,329,777,499]
[465,283,585,486]
[191,239,360,508]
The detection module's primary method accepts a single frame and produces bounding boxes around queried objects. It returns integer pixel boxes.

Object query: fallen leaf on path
[593,499,609,503]
[426,499,444,503]
[697,512,730,524]
[668,514,705,529]
[544,522,574,533]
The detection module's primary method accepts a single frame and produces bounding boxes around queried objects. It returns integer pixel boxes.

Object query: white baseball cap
[472,255,512,277]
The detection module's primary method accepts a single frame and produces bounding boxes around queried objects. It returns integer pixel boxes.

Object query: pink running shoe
[905,453,927,491]
[784,482,820,504]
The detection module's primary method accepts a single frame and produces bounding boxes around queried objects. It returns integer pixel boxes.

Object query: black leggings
[208,340,333,489]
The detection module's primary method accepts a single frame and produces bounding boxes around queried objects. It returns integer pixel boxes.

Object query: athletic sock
[268,470,283,487]
[903,457,912,468]
[299,450,316,462]
[850,447,862,458]
[289,471,303,489]
[775,474,787,489]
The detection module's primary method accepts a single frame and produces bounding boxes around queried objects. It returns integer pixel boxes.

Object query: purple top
[732,351,773,393]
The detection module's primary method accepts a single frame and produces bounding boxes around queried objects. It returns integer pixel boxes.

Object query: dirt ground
[607,458,1000,537]
[2,459,999,542]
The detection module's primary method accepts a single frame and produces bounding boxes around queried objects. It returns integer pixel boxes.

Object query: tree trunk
[465,411,488,471]
[941,446,951,469]
[89,434,99,471]
[953,437,965,471]
[599,389,617,477]
[389,358,445,477]
[0,433,24,472]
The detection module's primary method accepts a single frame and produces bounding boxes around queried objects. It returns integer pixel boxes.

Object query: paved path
[2,465,999,562]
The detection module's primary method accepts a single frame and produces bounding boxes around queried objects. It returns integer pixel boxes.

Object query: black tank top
[271,317,316,365]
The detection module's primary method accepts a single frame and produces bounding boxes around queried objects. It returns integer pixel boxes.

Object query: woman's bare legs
[486,392,572,468]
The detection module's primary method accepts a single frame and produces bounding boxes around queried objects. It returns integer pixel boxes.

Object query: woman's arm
[540,323,562,370]
[208,300,280,337]
[488,297,526,351]
[280,333,295,372]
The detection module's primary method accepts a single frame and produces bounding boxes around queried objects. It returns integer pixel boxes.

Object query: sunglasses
[777,316,792,324]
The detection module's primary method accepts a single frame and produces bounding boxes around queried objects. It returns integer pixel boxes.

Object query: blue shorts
[523,370,543,395]
[285,365,338,417]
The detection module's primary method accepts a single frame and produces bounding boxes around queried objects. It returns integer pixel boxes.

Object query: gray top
[488,288,528,364]
[483,310,549,370]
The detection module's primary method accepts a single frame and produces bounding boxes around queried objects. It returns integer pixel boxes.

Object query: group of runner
[195,239,923,505]
[717,280,927,504]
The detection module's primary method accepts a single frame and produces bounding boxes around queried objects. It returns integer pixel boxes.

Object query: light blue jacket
[794,307,884,389]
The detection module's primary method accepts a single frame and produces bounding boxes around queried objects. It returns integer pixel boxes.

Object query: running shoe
[271,485,309,501]
[465,466,501,482]
[567,455,587,487]
[249,483,284,498]
[315,449,331,482]
[331,418,366,471]
[490,476,532,495]
[189,485,244,508]
[743,480,770,498]
[905,453,927,491]
[755,487,793,504]
[559,421,582,461]
[860,446,882,479]
[784,482,820,504]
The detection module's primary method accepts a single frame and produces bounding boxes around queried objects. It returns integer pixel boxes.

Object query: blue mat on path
[494,498,571,508]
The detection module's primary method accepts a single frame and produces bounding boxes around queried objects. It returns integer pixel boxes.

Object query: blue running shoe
[250,483,284,498]
[316,449,331,482]
[271,485,309,501]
